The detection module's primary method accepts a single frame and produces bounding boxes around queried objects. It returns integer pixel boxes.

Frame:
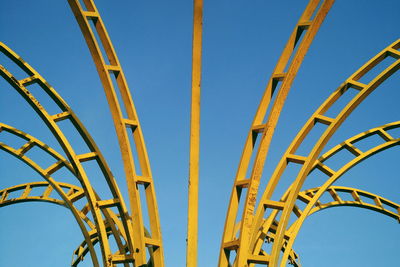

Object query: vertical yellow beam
[187,0,203,267]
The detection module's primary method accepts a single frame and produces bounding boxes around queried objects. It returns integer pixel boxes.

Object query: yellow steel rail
[0,46,136,266]
[251,120,400,258]
[267,185,400,266]
[275,122,400,265]
[252,183,400,266]
[219,1,335,266]
[0,123,133,266]
[0,144,100,266]
[0,180,140,267]
[0,181,83,208]
[66,1,164,265]
[250,40,400,266]
[187,0,203,266]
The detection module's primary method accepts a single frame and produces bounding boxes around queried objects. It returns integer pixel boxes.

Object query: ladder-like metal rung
[144,237,161,248]
[286,154,306,164]
[297,192,312,203]
[263,200,285,210]
[344,142,363,156]
[87,229,98,239]
[252,124,265,133]
[314,114,334,126]
[328,188,342,202]
[97,199,120,208]
[17,140,35,155]
[223,239,239,251]
[68,191,84,203]
[351,190,362,203]
[292,205,302,217]
[20,186,32,198]
[0,192,8,202]
[347,80,367,91]
[19,76,37,86]
[51,111,70,122]
[387,48,400,59]
[373,197,384,209]
[76,152,97,162]
[111,254,134,263]
[272,73,286,82]
[123,118,138,129]
[41,185,54,198]
[298,20,312,29]
[315,161,335,177]
[136,175,152,185]
[235,179,250,188]
[247,254,270,264]
[45,160,64,175]
[106,64,121,73]
[377,129,394,142]
[80,204,91,215]
[82,10,99,20]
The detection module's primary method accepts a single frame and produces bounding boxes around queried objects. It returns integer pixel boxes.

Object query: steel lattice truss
[1,0,399,266]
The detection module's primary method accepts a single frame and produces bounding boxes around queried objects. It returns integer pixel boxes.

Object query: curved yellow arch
[262,185,400,266]
[252,121,400,252]
[219,1,336,265]
[243,38,400,266]
[0,181,129,267]
[0,181,83,208]
[0,123,142,267]
[66,1,164,265]
[0,44,136,265]
[253,121,400,266]
[279,125,400,265]
[268,39,400,267]
[235,182,400,267]
[0,156,99,265]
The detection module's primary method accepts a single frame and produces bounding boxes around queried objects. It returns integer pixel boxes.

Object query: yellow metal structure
[249,39,400,267]
[1,1,399,267]
[67,1,164,265]
[0,44,143,266]
[219,38,400,265]
[257,121,400,266]
[219,1,335,266]
[187,1,203,267]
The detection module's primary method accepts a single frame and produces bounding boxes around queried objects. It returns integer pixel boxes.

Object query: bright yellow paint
[187,1,203,267]
[1,1,399,267]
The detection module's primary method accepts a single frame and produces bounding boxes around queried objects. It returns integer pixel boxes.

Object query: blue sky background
[0,0,399,266]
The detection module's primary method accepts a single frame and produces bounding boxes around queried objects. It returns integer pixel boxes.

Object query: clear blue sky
[0,0,399,266]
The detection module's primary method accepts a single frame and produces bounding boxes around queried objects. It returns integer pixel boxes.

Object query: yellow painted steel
[2,2,399,267]
[0,142,100,265]
[0,180,147,267]
[259,184,400,266]
[271,122,400,265]
[0,123,135,266]
[187,1,203,267]
[66,1,164,265]
[0,46,136,266]
[248,40,400,266]
[251,121,400,251]
[268,40,400,267]
[219,1,335,266]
